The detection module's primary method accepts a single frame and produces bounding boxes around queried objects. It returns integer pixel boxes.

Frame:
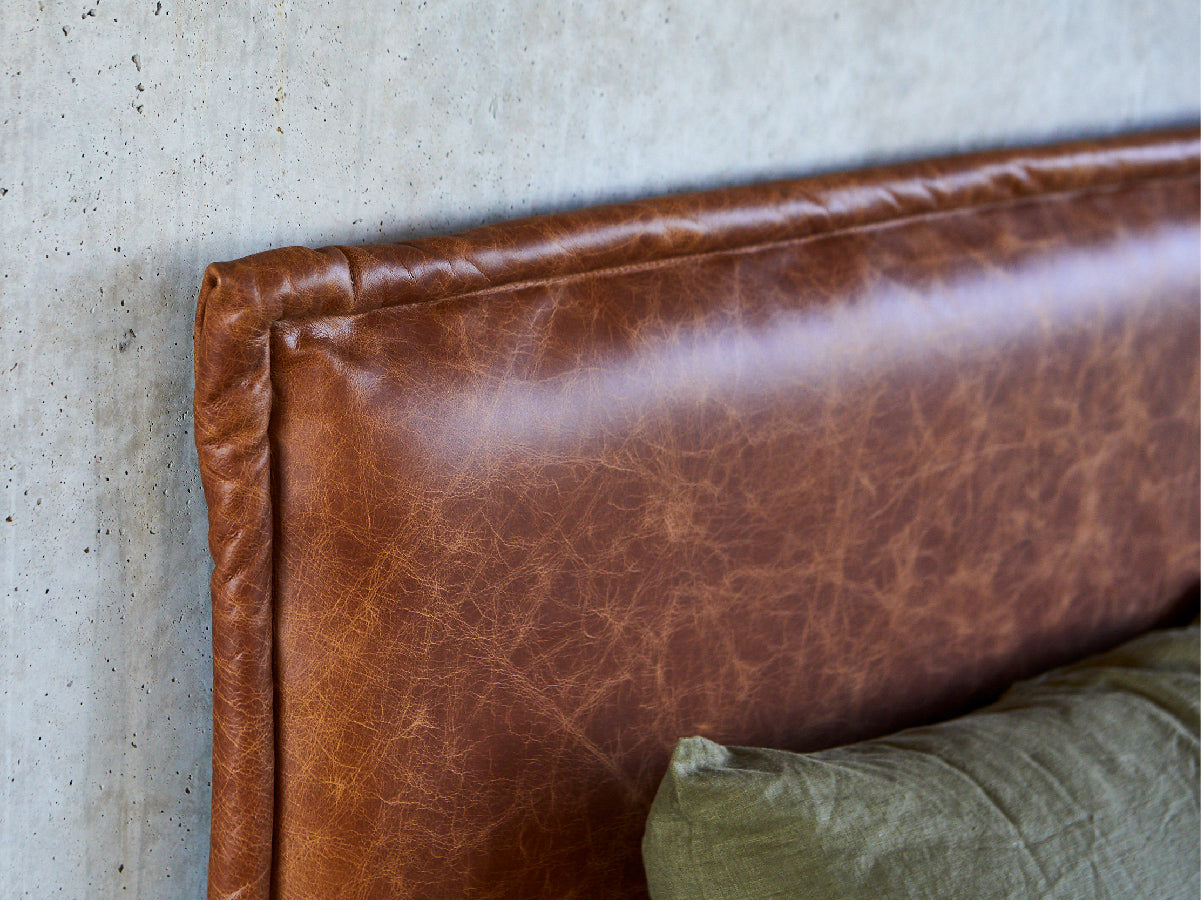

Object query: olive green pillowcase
[643,623,1200,899]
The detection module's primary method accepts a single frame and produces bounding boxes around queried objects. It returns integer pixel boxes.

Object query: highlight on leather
[194,128,1200,898]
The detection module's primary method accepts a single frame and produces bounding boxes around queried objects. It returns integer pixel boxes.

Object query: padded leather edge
[338,128,1201,312]
[195,248,354,899]
[194,127,1200,900]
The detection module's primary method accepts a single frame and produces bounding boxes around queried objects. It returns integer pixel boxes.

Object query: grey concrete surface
[1,0,1197,896]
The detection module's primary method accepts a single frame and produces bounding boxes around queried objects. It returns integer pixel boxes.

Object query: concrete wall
[1,1,1196,896]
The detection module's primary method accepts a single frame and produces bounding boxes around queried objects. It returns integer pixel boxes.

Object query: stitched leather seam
[310,172,1198,322]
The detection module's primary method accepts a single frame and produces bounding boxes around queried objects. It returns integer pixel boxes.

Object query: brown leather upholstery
[195,129,1201,899]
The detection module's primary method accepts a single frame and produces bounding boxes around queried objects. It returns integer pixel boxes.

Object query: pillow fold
[643,623,1201,899]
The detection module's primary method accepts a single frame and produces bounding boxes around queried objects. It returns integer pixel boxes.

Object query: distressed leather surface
[194,129,1201,899]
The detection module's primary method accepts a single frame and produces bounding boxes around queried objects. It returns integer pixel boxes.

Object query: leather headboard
[195,129,1200,898]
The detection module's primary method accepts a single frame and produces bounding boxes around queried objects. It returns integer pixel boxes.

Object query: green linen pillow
[643,623,1200,899]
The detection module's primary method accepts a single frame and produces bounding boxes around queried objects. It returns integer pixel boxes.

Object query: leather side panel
[195,248,355,899]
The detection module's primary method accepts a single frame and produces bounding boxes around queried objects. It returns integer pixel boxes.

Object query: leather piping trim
[296,172,1201,322]
[194,126,1200,899]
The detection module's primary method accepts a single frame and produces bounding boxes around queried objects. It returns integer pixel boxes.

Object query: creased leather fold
[194,128,1200,900]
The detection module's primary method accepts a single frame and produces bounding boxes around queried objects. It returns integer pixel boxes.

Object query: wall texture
[1,1,1197,896]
